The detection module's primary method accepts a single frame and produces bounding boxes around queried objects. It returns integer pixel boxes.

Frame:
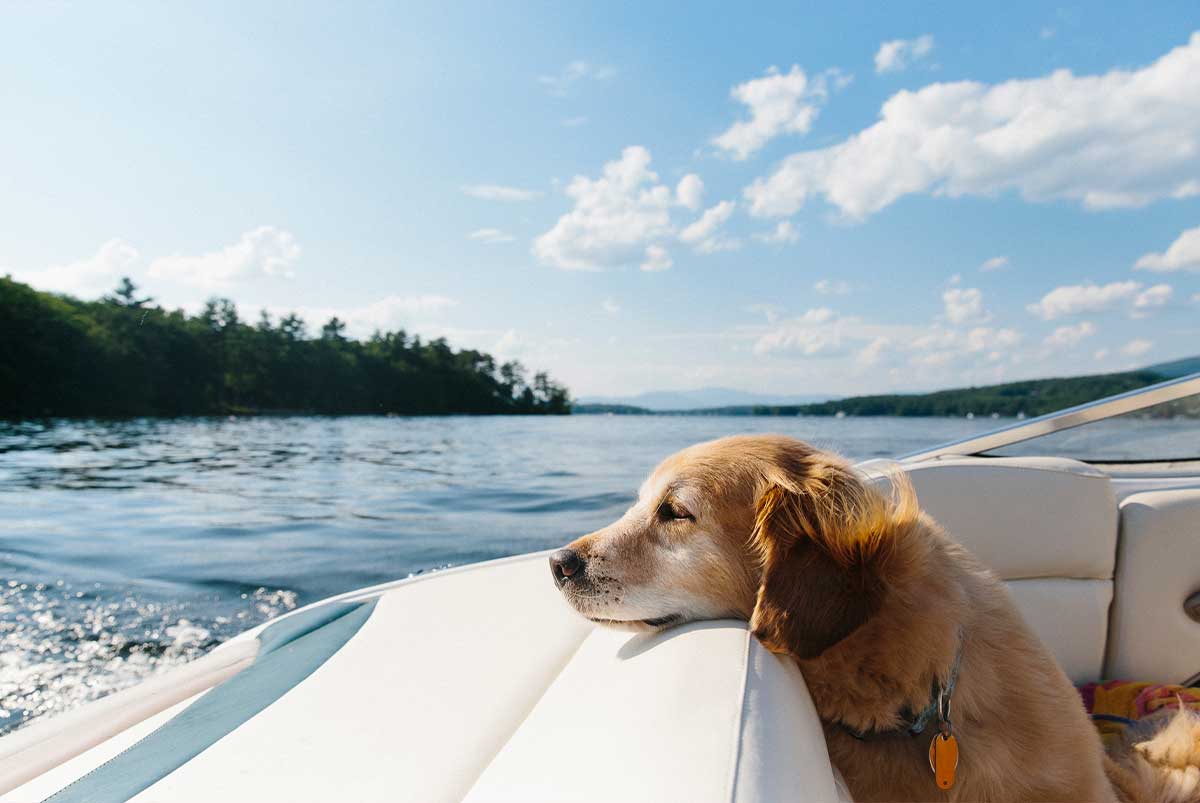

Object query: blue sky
[3,1,1199,397]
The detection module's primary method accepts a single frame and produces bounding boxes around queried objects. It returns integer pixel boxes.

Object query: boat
[2,374,1198,802]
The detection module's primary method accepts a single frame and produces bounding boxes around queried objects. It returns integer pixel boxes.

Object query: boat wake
[0,580,298,736]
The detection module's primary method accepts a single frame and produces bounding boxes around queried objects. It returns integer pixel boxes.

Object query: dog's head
[550,434,918,659]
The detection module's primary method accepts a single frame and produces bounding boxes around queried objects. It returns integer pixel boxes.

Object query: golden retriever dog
[550,435,1200,802]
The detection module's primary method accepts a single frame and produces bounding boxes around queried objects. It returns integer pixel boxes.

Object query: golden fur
[554,434,1200,802]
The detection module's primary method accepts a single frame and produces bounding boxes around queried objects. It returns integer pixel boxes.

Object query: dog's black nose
[549,548,584,586]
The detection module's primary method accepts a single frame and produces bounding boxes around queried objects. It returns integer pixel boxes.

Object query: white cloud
[813,278,851,295]
[1134,224,1200,272]
[12,239,139,297]
[353,294,456,322]
[640,244,672,272]
[1026,280,1142,320]
[1132,283,1173,313]
[675,174,705,210]
[712,65,830,160]
[1026,281,1173,320]
[753,221,800,244]
[753,307,844,356]
[534,146,676,270]
[966,326,1021,352]
[903,324,1020,369]
[1120,338,1153,358]
[1043,321,1097,350]
[462,184,543,202]
[874,34,934,74]
[273,294,457,339]
[147,227,300,289]
[538,60,614,96]
[679,200,738,253]
[467,228,515,244]
[561,116,588,128]
[858,336,890,366]
[601,299,620,315]
[980,256,1010,272]
[942,287,986,324]
[746,34,1200,219]
[1094,348,1109,361]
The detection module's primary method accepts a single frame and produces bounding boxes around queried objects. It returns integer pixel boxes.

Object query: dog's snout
[549,548,584,586]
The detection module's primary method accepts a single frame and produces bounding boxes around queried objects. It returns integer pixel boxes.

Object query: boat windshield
[984,393,1200,463]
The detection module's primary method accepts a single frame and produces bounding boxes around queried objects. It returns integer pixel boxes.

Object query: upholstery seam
[457,626,595,799]
[725,627,753,803]
[1102,501,1142,677]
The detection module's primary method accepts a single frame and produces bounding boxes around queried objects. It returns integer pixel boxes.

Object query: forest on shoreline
[0,277,571,418]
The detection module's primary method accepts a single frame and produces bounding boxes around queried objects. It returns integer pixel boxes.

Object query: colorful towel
[1078,680,1200,748]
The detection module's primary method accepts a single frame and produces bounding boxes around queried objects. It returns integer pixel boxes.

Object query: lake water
[0,413,1083,733]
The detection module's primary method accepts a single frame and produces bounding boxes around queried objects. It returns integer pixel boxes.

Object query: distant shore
[575,360,1198,418]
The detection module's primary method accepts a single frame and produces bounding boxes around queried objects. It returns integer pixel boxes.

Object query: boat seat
[875,455,1119,684]
[1106,488,1200,683]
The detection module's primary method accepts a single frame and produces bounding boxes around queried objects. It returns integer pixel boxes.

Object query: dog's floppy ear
[749,457,916,660]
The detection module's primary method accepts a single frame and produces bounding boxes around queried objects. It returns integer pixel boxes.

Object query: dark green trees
[0,277,572,418]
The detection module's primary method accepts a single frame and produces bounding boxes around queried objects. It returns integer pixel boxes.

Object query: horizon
[3,2,1199,397]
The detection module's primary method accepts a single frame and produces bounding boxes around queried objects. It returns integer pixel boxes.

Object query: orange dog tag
[928,731,959,790]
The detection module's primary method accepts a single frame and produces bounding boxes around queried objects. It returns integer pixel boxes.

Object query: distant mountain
[577,387,837,411]
[1144,355,1200,379]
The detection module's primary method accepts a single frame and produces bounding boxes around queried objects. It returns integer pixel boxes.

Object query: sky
[2,1,1199,398]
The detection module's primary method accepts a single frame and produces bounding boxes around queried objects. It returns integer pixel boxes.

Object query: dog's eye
[657,500,694,521]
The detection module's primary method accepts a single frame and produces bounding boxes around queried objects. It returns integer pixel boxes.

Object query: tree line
[577,370,1184,418]
[778,371,1173,418]
[0,277,571,418]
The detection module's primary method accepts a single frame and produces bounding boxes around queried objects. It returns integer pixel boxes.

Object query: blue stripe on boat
[44,599,378,803]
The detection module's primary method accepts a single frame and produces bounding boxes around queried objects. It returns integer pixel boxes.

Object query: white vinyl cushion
[128,555,593,803]
[1005,579,1112,684]
[880,456,1120,682]
[1106,489,1200,681]
[465,621,841,803]
[904,456,1118,581]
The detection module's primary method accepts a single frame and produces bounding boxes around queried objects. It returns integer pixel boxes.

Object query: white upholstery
[1006,579,1112,684]
[129,556,592,803]
[894,456,1120,683]
[7,555,844,802]
[1106,489,1200,681]
[465,622,840,803]
[904,456,1118,580]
